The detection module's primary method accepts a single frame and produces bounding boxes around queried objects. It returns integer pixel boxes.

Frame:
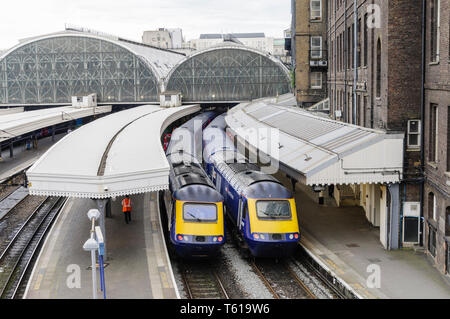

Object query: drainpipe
[334,0,337,119]
[344,0,348,122]
[419,0,426,246]
[353,0,358,125]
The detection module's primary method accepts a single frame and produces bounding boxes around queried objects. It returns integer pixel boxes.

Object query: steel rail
[0,197,63,298]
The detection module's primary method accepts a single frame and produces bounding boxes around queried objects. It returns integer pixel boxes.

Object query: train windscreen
[183,203,218,222]
[256,200,291,220]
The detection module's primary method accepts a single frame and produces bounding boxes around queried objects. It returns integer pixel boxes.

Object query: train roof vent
[173,165,204,177]
[237,170,280,187]
[228,162,260,174]
[178,173,212,188]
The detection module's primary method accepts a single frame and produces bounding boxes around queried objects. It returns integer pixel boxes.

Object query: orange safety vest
[122,198,131,212]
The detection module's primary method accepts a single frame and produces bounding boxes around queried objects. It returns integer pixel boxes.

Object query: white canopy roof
[225,95,404,186]
[0,105,112,142]
[27,104,200,198]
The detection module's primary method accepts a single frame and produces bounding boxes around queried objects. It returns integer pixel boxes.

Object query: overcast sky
[0,0,292,49]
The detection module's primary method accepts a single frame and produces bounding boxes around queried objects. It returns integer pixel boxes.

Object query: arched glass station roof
[0,32,292,106]
[165,44,292,102]
[0,31,184,106]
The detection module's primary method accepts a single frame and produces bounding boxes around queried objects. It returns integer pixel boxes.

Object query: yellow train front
[170,177,225,258]
[165,111,225,258]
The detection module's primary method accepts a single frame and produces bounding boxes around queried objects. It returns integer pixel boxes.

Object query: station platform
[276,174,450,299]
[24,192,178,299]
[0,134,66,182]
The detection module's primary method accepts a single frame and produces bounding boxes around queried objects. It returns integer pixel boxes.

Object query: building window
[447,106,450,171]
[428,192,437,221]
[428,225,437,257]
[310,72,322,89]
[429,104,438,162]
[311,36,322,58]
[363,13,368,67]
[348,27,352,69]
[376,38,381,97]
[446,207,450,236]
[357,18,361,68]
[310,0,322,20]
[407,120,421,149]
[430,0,440,62]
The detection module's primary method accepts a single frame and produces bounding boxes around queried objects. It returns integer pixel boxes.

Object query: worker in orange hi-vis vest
[121,195,132,224]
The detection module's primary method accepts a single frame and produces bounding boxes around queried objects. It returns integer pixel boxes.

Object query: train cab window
[256,200,291,220]
[183,203,218,223]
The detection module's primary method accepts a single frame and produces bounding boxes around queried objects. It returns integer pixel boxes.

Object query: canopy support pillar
[387,183,401,250]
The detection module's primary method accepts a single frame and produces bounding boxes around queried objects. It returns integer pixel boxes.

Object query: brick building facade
[326,0,423,242]
[294,0,449,274]
[423,0,450,275]
[292,0,328,107]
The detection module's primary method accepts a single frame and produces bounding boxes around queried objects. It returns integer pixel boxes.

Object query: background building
[142,28,184,49]
[291,0,328,108]
[423,0,450,275]
[273,38,291,65]
[187,33,275,54]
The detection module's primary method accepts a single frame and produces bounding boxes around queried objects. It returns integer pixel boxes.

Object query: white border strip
[156,192,180,299]
[300,243,364,299]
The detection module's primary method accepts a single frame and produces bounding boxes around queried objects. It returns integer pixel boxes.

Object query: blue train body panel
[164,111,226,258]
[203,114,300,258]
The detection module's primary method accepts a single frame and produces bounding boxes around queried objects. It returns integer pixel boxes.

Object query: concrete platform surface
[25,192,178,299]
[277,174,450,299]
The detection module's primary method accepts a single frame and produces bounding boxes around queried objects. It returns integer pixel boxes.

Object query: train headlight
[294,233,299,239]
[253,233,259,240]
[260,234,266,240]
[177,235,183,241]
[213,237,217,242]
[289,234,294,240]
[218,236,223,242]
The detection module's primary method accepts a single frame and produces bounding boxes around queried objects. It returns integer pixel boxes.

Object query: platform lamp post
[83,209,100,299]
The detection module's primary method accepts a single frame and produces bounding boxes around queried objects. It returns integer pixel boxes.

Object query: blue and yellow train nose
[246,198,300,258]
[172,200,225,258]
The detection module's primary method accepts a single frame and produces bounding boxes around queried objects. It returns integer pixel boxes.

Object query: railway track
[180,261,230,299]
[250,258,316,299]
[293,246,350,299]
[0,196,65,299]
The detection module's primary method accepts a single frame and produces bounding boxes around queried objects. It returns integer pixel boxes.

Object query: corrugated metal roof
[0,105,112,142]
[225,95,404,185]
[27,104,200,198]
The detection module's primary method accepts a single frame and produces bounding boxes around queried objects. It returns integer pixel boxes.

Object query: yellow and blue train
[164,112,225,258]
[203,115,300,258]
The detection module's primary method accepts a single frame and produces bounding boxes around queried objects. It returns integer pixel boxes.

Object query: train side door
[215,170,222,192]
[238,198,244,231]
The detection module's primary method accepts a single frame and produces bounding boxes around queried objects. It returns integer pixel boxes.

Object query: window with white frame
[310,72,322,89]
[310,0,322,20]
[311,36,322,59]
[407,120,421,149]
[430,0,440,63]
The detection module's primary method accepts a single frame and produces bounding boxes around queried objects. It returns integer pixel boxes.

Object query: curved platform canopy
[26,104,200,198]
[165,43,292,103]
[0,105,111,143]
[0,29,185,106]
[225,94,404,186]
